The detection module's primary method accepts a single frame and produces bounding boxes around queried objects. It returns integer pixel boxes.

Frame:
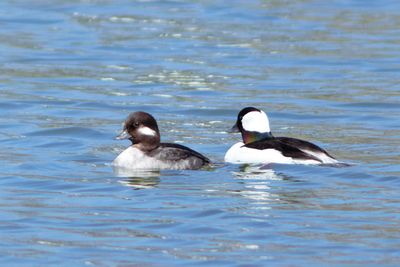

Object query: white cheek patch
[138,126,157,136]
[242,111,270,133]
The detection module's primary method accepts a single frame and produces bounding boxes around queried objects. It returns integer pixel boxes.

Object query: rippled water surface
[1,0,400,266]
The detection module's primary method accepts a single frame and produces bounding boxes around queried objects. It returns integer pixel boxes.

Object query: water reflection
[114,163,218,189]
[233,164,284,180]
[230,164,283,204]
[113,166,161,189]
[119,176,161,189]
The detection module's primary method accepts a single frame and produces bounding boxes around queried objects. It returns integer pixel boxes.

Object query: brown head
[116,111,161,151]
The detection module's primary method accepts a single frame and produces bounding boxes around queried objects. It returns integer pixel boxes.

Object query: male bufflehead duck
[224,107,339,165]
[113,111,210,170]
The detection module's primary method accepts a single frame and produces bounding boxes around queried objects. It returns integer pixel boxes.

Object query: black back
[244,136,335,163]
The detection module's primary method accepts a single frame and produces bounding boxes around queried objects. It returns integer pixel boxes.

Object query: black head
[229,107,272,144]
[116,111,161,151]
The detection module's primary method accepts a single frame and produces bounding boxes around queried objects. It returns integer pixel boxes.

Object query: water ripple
[0,0,399,266]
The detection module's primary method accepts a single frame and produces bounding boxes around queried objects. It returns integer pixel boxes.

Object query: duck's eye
[134,122,140,127]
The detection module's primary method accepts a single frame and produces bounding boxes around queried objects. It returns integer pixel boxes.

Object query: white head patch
[241,110,270,133]
[138,126,157,136]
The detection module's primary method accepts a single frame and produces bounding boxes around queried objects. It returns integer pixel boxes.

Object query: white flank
[299,149,338,164]
[242,111,270,133]
[138,126,157,136]
[224,142,320,165]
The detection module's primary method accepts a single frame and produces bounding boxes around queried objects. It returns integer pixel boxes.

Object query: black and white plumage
[224,107,339,165]
[113,111,210,170]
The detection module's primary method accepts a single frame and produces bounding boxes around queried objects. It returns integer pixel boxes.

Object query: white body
[224,142,338,165]
[113,146,200,170]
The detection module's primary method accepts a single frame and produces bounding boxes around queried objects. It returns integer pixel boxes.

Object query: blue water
[1,0,400,266]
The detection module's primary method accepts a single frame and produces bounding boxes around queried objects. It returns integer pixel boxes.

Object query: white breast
[224,142,321,165]
[112,146,156,169]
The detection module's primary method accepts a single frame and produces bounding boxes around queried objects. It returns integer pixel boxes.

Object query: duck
[224,107,339,165]
[113,111,210,170]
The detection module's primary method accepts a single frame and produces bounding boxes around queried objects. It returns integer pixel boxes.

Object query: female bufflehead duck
[113,111,210,170]
[224,107,339,165]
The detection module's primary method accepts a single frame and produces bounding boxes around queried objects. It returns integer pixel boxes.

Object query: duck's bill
[115,129,130,140]
[229,123,239,133]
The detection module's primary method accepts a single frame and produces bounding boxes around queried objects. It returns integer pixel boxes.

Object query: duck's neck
[135,142,160,152]
[242,131,273,144]
[132,135,161,152]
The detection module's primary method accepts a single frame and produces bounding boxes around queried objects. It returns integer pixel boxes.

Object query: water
[1,0,399,266]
